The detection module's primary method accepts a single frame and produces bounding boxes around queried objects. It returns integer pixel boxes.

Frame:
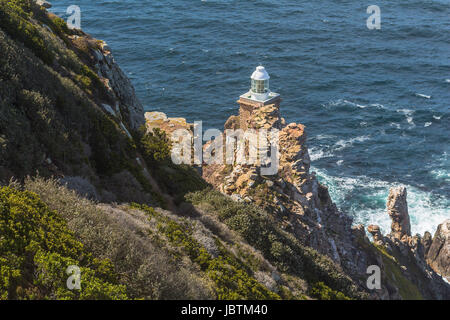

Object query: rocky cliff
[147,97,450,299]
[426,220,450,282]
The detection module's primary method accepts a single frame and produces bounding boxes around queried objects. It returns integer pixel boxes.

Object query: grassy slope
[23,177,362,300]
[0,184,127,299]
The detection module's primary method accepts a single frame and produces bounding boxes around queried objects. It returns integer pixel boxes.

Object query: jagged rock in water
[386,187,411,241]
[365,187,450,299]
[426,220,450,282]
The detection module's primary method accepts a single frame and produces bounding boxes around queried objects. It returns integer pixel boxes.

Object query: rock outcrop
[91,40,145,130]
[367,224,384,245]
[35,0,52,9]
[427,220,450,282]
[146,99,450,299]
[145,111,192,135]
[386,187,411,241]
[366,187,450,299]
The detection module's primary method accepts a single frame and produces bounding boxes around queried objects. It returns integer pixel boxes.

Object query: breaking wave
[333,135,371,151]
[313,166,450,236]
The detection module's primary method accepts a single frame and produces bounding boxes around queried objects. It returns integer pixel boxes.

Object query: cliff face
[210,103,450,300]
[91,39,144,131]
[202,103,351,266]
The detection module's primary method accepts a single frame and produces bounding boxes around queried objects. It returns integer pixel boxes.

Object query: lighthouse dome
[251,66,270,81]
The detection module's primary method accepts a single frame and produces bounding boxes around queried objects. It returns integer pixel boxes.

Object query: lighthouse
[237,66,281,129]
[250,66,270,101]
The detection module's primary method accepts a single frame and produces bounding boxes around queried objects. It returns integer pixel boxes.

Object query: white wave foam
[313,167,450,236]
[431,169,450,181]
[322,99,343,108]
[424,122,432,127]
[430,152,449,182]
[445,79,450,83]
[310,135,371,162]
[323,99,369,109]
[397,109,415,126]
[415,93,431,99]
[315,134,337,140]
[333,135,371,151]
[433,115,442,120]
[309,147,333,161]
[369,103,386,109]
[343,100,367,108]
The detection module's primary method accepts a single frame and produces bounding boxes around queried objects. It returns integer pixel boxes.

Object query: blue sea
[50,0,449,236]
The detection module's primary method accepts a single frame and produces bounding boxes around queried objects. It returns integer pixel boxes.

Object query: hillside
[0,0,448,300]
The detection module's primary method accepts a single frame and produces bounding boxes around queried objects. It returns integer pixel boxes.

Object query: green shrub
[49,16,70,36]
[133,203,280,300]
[135,126,207,204]
[2,0,31,18]
[309,282,351,300]
[186,188,359,300]
[0,0,54,65]
[76,74,92,90]
[374,245,423,300]
[25,177,213,299]
[139,127,171,164]
[0,186,126,299]
[153,163,209,205]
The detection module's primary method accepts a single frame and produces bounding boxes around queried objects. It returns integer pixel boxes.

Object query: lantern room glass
[251,79,269,94]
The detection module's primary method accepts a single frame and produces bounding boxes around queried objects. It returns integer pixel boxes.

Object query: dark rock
[422,231,433,256]
[426,220,450,282]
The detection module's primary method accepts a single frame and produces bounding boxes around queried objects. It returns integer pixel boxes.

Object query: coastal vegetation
[185,188,358,300]
[15,176,352,300]
[0,185,126,299]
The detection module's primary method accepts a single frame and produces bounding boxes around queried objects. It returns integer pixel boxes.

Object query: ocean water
[50,0,449,236]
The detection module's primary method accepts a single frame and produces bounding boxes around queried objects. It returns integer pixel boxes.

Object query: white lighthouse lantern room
[251,66,270,101]
[238,65,281,108]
